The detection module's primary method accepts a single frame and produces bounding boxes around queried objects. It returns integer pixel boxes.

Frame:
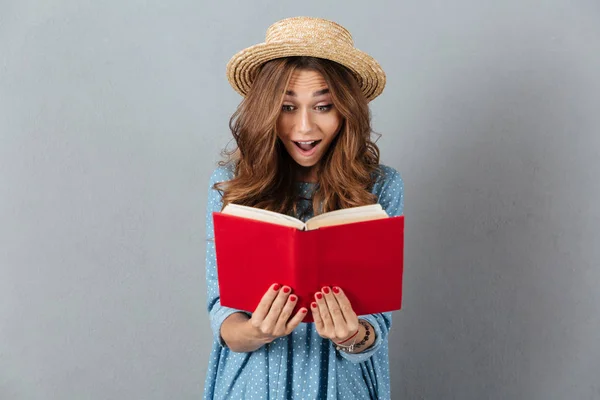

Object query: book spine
[293,230,319,322]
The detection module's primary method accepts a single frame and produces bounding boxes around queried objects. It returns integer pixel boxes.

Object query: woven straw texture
[226,17,386,102]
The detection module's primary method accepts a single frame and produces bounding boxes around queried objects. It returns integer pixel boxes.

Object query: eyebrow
[285,88,330,97]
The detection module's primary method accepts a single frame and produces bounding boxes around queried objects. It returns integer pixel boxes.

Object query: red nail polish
[273,284,280,291]
[316,293,323,300]
[301,308,308,314]
[311,302,317,308]
[322,287,330,294]
[289,295,297,302]
[283,287,290,293]
[333,287,340,294]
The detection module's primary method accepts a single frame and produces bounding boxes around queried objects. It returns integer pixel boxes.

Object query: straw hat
[226,17,386,102]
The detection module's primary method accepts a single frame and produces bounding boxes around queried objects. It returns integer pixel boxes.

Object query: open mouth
[293,140,322,153]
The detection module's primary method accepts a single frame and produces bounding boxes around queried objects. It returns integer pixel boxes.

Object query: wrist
[221,313,265,352]
[334,320,373,354]
[333,328,360,345]
[241,319,276,352]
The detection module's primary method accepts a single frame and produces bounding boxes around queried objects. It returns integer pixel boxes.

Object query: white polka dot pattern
[203,164,404,400]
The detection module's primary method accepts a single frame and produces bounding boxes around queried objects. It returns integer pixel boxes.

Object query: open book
[213,203,404,322]
[221,203,389,230]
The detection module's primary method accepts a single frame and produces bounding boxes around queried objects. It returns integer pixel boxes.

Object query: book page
[221,204,306,230]
[305,204,388,230]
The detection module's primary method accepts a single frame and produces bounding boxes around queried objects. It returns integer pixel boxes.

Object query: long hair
[216,56,381,215]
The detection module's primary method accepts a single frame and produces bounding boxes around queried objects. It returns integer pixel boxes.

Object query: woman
[204,17,404,400]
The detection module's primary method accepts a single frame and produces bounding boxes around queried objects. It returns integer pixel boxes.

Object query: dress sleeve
[338,166,404,363]
[204,166,250,347]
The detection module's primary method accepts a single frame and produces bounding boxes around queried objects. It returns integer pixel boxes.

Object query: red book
[213,204,404,323]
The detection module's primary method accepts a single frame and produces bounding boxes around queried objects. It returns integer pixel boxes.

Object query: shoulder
[373,164,403,192]
[372,164,404,216]
[208,162,236,186]
[205,163,235,213]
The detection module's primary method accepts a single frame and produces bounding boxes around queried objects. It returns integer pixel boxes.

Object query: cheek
[276,115,290,138]
[322,113,342,137]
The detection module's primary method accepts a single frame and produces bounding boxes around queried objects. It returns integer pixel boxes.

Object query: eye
[315,104,333,112]
[282,105,295,112]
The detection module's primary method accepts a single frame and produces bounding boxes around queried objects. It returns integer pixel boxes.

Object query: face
[276,69,343,182]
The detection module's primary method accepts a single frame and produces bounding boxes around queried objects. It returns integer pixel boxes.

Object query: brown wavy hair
[216,56,381,216]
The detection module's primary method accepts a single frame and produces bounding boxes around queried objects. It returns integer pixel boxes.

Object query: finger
[262,286,292,328]
[315,291,334,335]
[274,294,298,333]
[285,306,308,334]
[310,301,325,334]
[332,286,358,331]
[252,283,281,324]
[321,286,346,329]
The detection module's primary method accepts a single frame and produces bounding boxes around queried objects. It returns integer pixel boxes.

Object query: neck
[295,165,318,183]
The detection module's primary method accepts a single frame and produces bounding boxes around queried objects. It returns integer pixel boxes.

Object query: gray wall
[1,0,599,399]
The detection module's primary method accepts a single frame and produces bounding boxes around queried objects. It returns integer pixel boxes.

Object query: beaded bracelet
[335,320,371,353]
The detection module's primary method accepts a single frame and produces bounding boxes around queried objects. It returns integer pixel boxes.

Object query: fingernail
[301,308,308,314]
[316,293,323,300]
[322,287,330,294]
[332,286,340,294]
[273,284,280,291]
[289,295,297,302]
[283,287,290,293]
[311,302,318,309]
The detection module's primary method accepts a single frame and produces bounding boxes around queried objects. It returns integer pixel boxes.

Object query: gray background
[1,0,599,399]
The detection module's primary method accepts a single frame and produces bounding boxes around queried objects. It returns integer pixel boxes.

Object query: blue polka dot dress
[203,164,404,400]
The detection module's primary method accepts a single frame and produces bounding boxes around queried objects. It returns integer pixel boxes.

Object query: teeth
[296,141,315,144]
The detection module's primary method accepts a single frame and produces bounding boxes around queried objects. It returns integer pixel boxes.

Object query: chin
[292,159,318,168]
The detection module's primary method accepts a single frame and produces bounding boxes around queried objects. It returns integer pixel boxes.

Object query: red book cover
[213,212,404,323]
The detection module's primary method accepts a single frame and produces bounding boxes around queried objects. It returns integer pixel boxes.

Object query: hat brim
[226,41,386,102]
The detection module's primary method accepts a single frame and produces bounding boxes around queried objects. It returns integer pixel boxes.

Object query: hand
[311,286,359,344]
[247,283,307,344]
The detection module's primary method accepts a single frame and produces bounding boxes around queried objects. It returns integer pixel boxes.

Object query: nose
[295,108,313,135]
